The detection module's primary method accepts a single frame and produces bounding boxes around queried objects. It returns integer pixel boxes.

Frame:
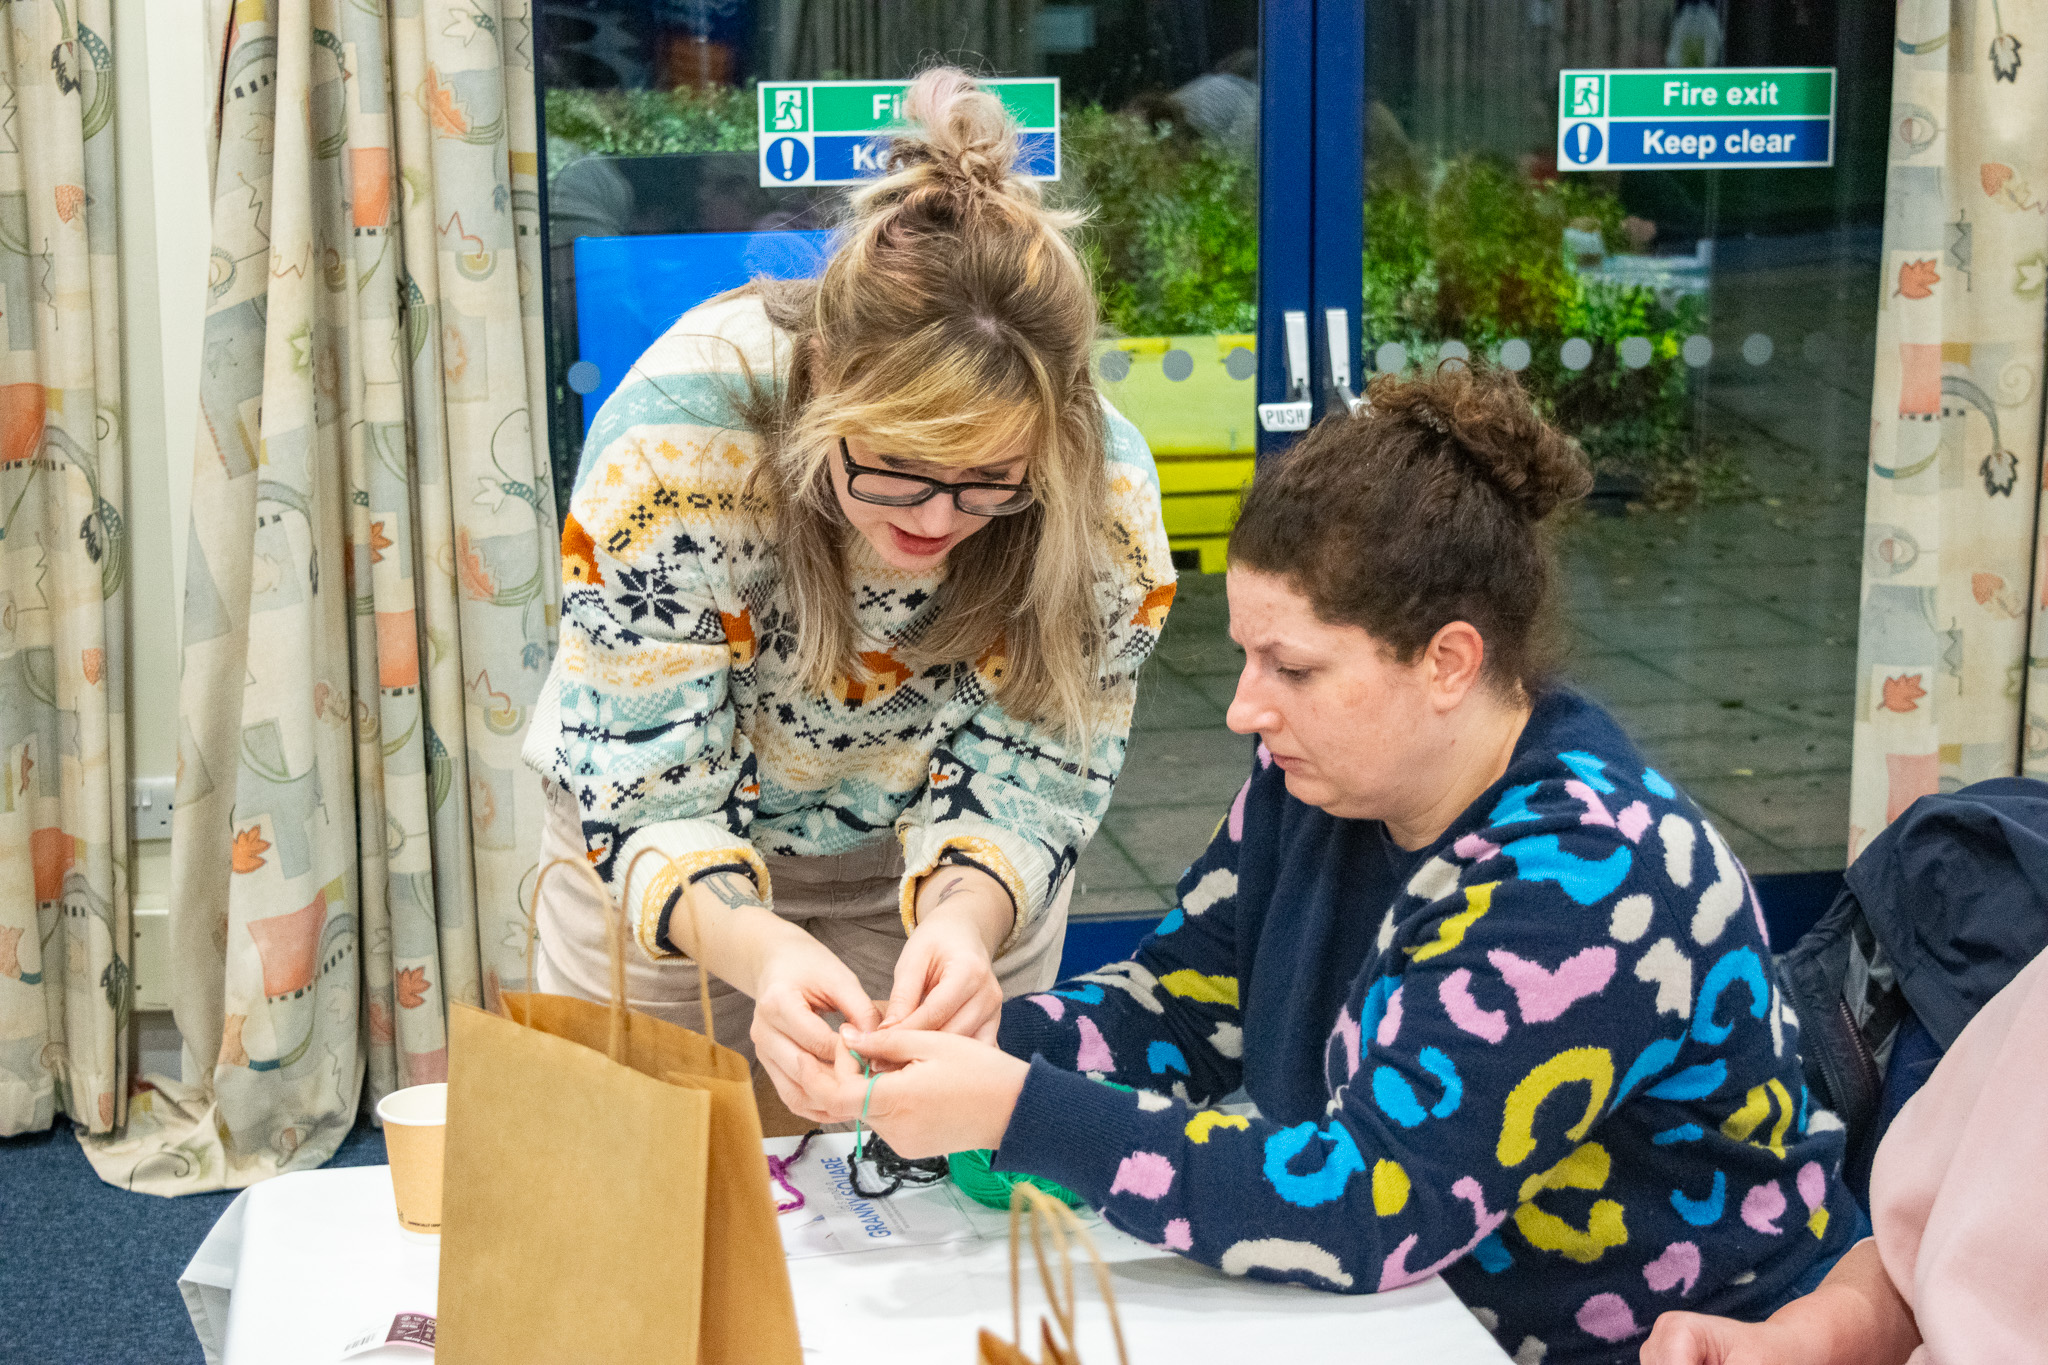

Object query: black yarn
[848,1134,950,1199]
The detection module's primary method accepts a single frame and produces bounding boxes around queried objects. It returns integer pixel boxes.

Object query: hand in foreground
[883,911,1004,1041]
[750,935,883,1120]
[1640,1241,1919,1365]
[823,1026,1030,1157]
[882,864,1015,1040]
[1638,1314,1795,1365]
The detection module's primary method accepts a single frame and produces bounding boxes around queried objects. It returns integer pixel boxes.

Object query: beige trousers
[533,781,1069,1128]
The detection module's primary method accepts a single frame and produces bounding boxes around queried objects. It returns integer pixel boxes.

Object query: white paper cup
[376,1083,447,1241]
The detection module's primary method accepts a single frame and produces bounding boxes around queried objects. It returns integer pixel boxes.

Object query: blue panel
[571,229,835,432]
[1256,0,1315,462]
[1017,132,1058,177]
[1751,870,1845,950]
[801,132,1055,185]
[1602,118,1833,169]
[1055,916,1157,982]
[1310,0,1364,418]
[813,135,890,180]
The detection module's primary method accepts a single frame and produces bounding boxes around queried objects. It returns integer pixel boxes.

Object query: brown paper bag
[437,855,803,1365]
[976,1185,1130,1365]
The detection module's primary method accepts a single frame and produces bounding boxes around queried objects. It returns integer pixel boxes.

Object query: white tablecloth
[181,1138,1512,1363]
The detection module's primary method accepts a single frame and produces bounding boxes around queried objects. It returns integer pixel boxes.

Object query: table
[183,1138,1511,1363]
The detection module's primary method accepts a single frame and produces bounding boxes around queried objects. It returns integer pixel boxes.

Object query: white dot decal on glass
[1560,337,1593,371]
[1742,332,1774,366]
[1681,334,1713,368]
[1499,338,1532,371]
[567,360,601,394]
[1437,339,1471,369]
[1618,336,1653,369]
[1224,345,1256,380]
[1375,341,1409,373]
[1098,350,1131,382]
[1161,348,1195,381]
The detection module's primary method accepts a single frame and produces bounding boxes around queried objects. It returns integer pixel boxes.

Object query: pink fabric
[1440,968,1509,1043]
[1869,949,2048,1365]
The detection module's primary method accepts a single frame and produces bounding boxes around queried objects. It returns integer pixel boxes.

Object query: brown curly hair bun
[1228,363,1592,693]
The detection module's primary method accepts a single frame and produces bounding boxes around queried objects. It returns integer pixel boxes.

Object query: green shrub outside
[1362,156,1717,501]
[1056,105,1259,337]
[546,85,758,155]
[543,87,1722,501]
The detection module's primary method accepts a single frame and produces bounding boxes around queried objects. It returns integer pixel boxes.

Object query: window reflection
[1362,1,1888,873]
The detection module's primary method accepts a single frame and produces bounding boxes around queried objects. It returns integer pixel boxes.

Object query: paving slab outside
[1074,246,1872,919]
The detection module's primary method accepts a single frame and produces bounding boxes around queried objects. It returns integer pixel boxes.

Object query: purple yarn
[768,1129,820,1213]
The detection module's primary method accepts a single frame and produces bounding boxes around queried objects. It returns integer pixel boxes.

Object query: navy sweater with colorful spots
[994,690,1857,1364]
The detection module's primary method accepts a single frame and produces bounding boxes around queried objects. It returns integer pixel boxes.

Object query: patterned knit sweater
[994,690,1858,1364]
[523,294,1176,957]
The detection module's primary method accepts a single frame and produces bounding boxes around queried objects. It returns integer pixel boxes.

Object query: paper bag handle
[1006,1184,1129,1365]
[620,845,720,1051]
[524,852,718,1058]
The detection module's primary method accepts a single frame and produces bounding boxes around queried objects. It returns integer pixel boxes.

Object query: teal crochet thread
[948,1148,1086,1210]
[849,1048,875,1162]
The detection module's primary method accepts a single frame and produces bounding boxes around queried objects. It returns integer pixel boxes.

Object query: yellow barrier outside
[1095,334,1257,573]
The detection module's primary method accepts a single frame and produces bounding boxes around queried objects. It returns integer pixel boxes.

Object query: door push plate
[1258,401,1312,432]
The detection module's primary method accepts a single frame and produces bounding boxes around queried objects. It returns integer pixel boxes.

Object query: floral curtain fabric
[0,0,129,1139]
[84,0,555,1194]
[1848,0,2048,856]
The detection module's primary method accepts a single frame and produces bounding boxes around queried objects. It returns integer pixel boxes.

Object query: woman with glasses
[521,67,1174,1124]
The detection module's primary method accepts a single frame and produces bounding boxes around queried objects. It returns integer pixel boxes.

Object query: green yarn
[849,1048,875,1162]
[947,1077,1129,1208]
[948,1147,1087,1210]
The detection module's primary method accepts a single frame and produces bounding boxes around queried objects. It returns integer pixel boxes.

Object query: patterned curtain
[82,0,556,1194]
[1847,0,2046,857]
[0,1,128,1139]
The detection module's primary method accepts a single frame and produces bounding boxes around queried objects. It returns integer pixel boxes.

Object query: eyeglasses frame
[837,438,1034,517]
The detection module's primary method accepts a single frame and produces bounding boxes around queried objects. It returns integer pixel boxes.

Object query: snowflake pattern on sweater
[522,295,1175,956]
[995,691,1856,1364]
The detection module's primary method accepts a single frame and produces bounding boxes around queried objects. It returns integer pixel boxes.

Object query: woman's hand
[1639,1242,1919,1365]
[829,1026,1030,1157]
[1638,1315,1799,1365]
[748,930,884,1119]
[883,864,1015,1041]
[665,872,882,1119]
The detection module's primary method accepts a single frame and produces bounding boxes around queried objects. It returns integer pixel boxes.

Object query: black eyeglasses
[839,439,1034,517]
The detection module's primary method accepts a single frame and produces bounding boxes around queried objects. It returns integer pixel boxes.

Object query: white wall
[117,0,211,1017]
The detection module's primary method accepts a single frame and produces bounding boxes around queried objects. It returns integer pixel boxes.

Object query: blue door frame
[1256,0,1364,460]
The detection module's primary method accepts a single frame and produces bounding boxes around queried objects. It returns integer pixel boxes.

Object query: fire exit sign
[1557,67,1835,170]
[757,79,1060,187]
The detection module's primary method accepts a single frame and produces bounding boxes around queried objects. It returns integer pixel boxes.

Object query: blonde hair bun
[858,68,1051,221]
[739,64,1109,740]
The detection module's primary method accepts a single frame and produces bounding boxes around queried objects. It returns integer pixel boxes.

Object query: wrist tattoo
[696,869,765,912]
[929,874,967,909]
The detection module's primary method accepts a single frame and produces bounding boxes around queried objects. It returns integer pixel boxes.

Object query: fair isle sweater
[522,294,1176,957]
[994,690,1858,1364]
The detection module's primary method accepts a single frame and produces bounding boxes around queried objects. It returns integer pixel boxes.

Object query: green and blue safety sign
[757,79,1060,187]
[1556,67,1835,170]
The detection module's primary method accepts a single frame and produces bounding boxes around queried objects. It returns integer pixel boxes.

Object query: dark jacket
[1781,777,2048,1199]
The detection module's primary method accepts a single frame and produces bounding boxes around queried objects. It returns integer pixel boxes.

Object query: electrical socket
[132,776,175,841]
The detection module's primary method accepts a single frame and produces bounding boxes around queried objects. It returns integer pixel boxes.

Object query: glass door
[1311,0,1890,882]
[532,2,1272,921]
